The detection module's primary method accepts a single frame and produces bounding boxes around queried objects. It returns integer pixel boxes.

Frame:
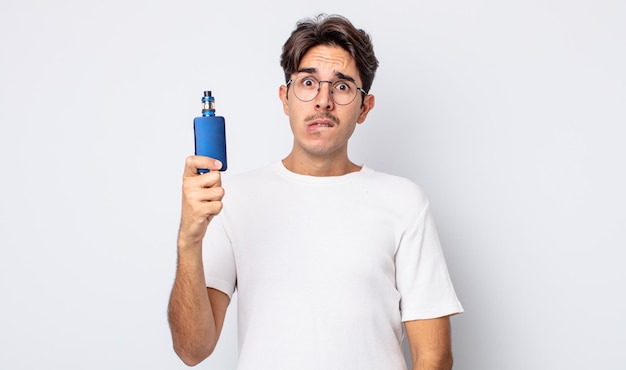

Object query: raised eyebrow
[335,72,357,83]
[297,67,317,74]
[296,68,357,83]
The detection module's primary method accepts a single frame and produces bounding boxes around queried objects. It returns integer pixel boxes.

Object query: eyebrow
[296,68,357,83]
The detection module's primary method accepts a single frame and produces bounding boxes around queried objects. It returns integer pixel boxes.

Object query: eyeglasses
[287,75,367,105]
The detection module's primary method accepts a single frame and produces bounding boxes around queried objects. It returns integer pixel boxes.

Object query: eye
[300,77,317,89]
[334,80,352,93]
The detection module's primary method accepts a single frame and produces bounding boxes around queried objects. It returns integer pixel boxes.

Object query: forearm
[168,240,217,366]
[169,156,228,365]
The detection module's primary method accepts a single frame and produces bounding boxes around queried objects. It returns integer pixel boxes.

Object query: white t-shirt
[203,162,463,370]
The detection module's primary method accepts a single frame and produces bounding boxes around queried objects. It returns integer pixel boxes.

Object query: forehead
[298,44,358,78]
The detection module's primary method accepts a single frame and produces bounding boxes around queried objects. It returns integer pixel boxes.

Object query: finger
[184,170,221,191]
[183,156,223,177]
[181,188,224,226]
[184,186,225,204]
[179,197,223,241]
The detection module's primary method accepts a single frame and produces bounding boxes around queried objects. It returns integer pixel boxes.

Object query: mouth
[305,114,339,131]
[308,119,335,129]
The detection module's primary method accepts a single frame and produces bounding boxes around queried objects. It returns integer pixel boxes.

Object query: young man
[168,14,463,370]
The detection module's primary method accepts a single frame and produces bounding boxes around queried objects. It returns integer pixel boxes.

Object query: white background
[1,0,625,369]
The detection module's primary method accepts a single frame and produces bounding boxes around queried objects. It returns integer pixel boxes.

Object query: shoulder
[219,163,286,201]
[360,167,429,204]
[222,163,276,185]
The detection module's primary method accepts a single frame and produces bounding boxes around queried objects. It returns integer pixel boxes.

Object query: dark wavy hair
[280,14,379,94]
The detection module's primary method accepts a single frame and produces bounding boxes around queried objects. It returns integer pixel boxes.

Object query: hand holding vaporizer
[194,91,227,173]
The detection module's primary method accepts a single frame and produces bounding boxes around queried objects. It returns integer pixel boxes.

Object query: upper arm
[404,316,453,370]
[207,287,231,338]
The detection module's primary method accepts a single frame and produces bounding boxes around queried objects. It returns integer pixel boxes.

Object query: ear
[356,94,375,124]
[279,85,289,115]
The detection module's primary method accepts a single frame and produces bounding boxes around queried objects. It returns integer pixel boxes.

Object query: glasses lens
[292,76,318,102]
[291,77,358,105]
[331,80,357,105]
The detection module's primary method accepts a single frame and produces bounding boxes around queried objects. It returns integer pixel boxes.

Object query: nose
[315,81,334,110]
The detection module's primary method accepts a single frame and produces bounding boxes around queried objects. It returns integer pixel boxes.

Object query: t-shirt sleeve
[202,215,237,298]
[395,202,463,321]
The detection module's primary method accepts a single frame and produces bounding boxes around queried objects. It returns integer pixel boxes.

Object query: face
[279,44,375,161]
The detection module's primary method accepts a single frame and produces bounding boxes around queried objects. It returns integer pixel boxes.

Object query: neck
[282,151,361,177]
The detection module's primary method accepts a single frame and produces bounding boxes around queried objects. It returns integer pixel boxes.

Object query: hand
[178,156,225,248]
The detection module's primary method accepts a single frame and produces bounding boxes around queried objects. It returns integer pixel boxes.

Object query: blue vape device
[194,90,227,172]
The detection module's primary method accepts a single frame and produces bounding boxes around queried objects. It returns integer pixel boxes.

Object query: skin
[278,45,374,176]
[168,156,230,366]
[406,317,454,370]
[168,44,454,369]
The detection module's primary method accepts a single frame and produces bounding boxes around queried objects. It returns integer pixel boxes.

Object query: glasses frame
[286,76,368,106]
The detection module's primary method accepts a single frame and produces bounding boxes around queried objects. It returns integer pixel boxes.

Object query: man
[168,14,463,370]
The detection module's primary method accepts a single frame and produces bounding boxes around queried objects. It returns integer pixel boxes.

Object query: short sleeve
[202,215,237,298]
[395,202,463,321]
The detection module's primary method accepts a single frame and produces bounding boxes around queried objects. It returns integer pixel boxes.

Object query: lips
[308,120,335,128]
[307,120,335,132]
[305,113,339,132]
